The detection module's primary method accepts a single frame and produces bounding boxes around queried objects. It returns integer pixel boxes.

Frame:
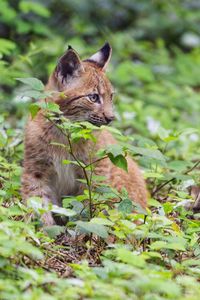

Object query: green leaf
[179,127,199,136]
[117,248,146,267]
[144,172,164,179]
[62,159,71,165]
[19,1,50,18]
[129,145,166,161]
[105,126,122,136]
[118,198,133,213]
[44,225,65,239]
[51,205,77,217]
[27,197,43,211]
[16,77,44,91]
[0,38,16,55]
[76,221,108,238]
[150,241,186,251]
[168,160,192,171]
[106,144,124,157]
[71,201,84,214]
[29,103,40,118]
[90,217,114,226]
[143,251,163,259]
[21,90,42,99]
[108,154,128,172]
[95,186,113,193]
[45,102,61,113]
[148,198,162,208]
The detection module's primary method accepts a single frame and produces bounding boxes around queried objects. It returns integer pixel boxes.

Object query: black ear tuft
[85,42,112,70]
[56,47,83,81]
[99,42,111,64]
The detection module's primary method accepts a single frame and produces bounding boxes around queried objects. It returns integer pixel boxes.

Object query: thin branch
[84,156,108,169]
[152,160,200,197]
[152,178,175,197]
[184,160,200,175]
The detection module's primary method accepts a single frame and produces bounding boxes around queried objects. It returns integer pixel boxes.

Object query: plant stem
[152,160,200,197]
[44,112,106,220]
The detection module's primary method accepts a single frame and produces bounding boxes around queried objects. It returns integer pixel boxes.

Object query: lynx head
[48,43,114,126]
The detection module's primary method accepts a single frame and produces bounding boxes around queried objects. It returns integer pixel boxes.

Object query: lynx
[22,43,148,226]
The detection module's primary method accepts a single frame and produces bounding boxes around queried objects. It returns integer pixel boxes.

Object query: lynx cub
[22,43,147,226]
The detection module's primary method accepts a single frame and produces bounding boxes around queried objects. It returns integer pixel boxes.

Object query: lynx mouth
[88,117,111,127]
[89,120,105,127]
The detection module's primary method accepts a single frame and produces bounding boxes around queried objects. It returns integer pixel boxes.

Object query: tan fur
[22,46,147,225]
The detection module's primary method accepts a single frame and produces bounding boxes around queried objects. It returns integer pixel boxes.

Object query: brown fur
[22,44,147,226]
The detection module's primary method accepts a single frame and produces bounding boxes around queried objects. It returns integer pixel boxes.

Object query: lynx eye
[88,93,100,103]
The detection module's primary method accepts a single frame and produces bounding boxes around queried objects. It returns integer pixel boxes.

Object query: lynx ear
[56,46,84,81]
[86,42,112,71]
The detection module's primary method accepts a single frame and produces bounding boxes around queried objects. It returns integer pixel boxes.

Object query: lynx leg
[21,174,58,226]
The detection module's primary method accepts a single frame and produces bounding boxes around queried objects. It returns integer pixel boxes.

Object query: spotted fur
[22,44,147,226]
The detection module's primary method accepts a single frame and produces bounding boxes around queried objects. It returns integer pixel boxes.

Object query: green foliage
[0,1,200,299]
[16,77,45,91]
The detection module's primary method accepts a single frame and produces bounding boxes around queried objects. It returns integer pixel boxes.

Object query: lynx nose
[104,115,115,124]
